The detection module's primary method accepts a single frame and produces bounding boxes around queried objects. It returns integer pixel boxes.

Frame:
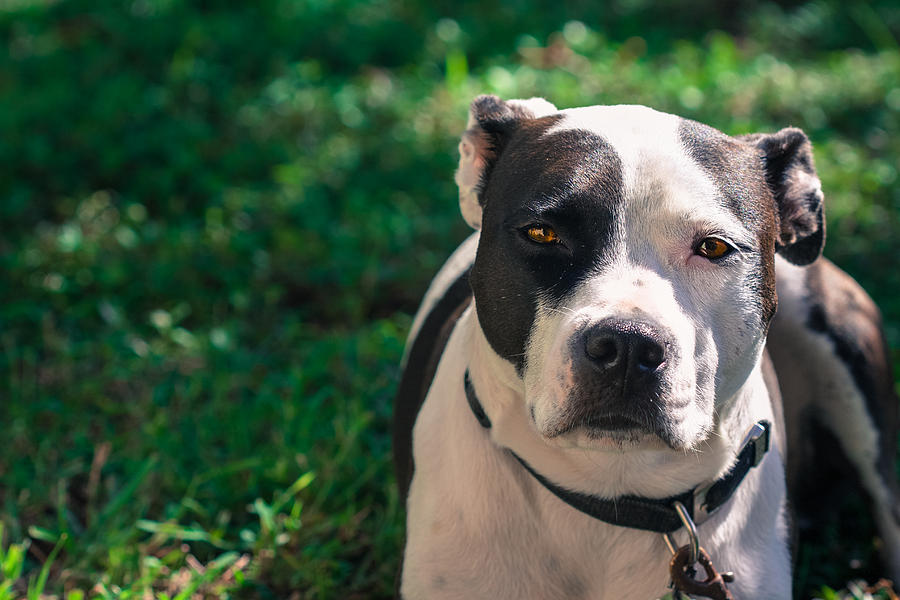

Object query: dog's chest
[404,437,673,599]
[403,509,670,600]
[401,317,674,599]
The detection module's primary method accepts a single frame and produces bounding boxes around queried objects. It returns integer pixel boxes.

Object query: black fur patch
[470,123,625,373]
[392,268,472,500]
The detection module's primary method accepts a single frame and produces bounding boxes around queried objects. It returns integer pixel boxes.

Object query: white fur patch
[547,106,754,249]
[508,96,558,119]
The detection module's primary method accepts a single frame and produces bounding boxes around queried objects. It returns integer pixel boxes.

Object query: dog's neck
[465,305,775,501]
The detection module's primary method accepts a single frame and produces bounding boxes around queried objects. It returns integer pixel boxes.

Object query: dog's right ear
[456,95,557,230]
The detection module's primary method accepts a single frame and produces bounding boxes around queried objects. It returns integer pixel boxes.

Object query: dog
[393,95,900,599]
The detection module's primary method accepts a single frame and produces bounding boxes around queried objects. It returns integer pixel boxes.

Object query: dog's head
[458,95,825,451]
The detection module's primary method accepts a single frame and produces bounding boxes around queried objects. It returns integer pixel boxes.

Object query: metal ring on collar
[663,500,699,565]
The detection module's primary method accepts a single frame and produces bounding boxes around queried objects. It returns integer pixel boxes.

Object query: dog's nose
[582,321,667,377]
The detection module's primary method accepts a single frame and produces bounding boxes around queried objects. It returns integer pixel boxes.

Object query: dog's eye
[525,225,560,244]
[695,237,734,260]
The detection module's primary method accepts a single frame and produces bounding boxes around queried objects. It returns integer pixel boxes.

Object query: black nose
[583,321,668,377]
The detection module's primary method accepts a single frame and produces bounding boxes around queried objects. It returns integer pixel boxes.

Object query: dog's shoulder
[393,233,477,499]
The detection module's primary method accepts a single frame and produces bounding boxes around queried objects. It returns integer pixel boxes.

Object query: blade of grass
[27,533,66,600]
[88,455,158,538]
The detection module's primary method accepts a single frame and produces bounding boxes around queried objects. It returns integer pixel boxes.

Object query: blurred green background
[1,0,899,598]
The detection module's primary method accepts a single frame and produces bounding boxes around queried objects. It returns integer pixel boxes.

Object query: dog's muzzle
[561,318,675,435]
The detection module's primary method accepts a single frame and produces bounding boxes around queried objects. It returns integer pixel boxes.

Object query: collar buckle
[693,421,772,523]
[692,482,714,524]
[742,422,770,467]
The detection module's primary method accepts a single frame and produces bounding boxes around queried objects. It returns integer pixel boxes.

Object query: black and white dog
[393,96,900,599]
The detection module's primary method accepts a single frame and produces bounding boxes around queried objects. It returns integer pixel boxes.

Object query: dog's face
[457,96,825,451]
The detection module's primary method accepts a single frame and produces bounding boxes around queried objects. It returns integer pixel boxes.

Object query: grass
[1,0,899,598]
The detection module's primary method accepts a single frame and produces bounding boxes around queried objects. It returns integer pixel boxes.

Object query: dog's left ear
[741,128,825,265]
[456,96,558,230]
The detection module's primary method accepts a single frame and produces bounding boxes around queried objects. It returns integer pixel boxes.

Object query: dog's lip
[581,414,645,431]
[551,413,648,437]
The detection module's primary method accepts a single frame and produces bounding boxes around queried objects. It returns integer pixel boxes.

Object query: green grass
[1,1,899,598]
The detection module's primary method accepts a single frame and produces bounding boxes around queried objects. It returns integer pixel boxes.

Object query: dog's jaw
[467,307,761,500]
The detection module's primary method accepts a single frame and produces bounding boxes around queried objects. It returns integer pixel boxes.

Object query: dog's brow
[506,197,569,221]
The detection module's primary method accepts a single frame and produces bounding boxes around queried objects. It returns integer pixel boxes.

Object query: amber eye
[695,237,733,260]
[525,225,559,244]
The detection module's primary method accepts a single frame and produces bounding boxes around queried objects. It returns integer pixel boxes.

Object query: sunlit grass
[1,1,899,598]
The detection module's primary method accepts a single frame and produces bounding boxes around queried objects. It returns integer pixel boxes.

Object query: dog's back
[768,255,900,575]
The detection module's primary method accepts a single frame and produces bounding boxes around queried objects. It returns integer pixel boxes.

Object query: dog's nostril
[585,335,619,366]
[636,339,665,371]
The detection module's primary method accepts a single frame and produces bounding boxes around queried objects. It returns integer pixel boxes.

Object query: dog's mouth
[582,414,645,431]
[550,412,650,438]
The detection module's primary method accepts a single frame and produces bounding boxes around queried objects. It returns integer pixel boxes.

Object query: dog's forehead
[548,104,688,165]
[542,106,749,230]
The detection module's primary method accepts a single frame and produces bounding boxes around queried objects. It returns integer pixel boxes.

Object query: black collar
[464,370,771,534]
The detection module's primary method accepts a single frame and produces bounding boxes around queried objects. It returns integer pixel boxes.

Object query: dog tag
[669,545,734,600]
